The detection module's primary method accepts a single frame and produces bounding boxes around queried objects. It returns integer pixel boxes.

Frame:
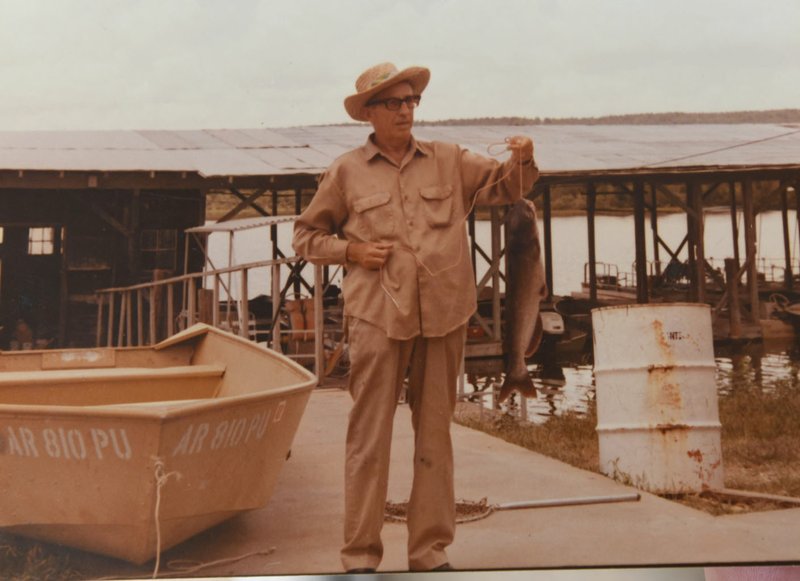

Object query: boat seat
[0,364,226,406]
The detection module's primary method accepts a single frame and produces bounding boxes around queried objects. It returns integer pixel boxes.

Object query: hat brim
[344,66,430,122]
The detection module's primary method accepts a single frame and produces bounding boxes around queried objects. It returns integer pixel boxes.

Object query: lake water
[208,209,799,298]
[207,209,800,421]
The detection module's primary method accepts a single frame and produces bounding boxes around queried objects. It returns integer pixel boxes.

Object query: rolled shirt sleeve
[292,172,351,265]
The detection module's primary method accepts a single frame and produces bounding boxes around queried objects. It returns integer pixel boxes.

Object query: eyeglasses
[366,95,421,111]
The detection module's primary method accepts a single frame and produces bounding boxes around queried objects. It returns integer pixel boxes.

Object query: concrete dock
[81,387,799,579]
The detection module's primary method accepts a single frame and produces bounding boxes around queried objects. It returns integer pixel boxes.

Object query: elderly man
[292,62,538,573]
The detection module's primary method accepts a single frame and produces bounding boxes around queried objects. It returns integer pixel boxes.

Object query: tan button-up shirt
[292,134,539,339]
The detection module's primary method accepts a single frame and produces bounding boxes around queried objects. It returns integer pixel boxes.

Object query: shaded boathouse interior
[1,124,799,374]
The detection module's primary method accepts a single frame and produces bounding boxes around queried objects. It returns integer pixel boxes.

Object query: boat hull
[0,324,316,564]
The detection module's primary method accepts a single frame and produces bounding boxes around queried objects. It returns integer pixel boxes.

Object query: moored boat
[0,324,316,564]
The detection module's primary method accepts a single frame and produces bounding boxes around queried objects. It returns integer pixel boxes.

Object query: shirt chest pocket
[419,185,454,228]
[353,191,395,239]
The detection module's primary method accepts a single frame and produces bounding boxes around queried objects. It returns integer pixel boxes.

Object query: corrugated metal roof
[0,124,798,178]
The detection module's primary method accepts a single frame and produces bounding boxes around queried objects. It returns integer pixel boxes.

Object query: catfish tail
[497,371,537,404]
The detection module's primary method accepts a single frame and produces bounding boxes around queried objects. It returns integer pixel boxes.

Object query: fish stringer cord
[152,458,182,579]
[380,140,527,310]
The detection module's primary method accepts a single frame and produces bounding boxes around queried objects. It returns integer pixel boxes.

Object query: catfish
[498,198,548,403]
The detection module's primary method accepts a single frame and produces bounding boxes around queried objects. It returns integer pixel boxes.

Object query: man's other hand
[346,241,394,270]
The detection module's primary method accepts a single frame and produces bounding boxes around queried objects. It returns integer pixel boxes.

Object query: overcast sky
[1,0,798,131]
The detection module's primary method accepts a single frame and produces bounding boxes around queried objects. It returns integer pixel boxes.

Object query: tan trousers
[340,318,465,572]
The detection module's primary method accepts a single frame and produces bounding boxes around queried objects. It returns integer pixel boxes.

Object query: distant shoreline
[319,108,800,128]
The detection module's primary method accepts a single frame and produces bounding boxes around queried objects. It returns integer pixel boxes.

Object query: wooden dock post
[742,179,760,323]
[634,181,649,303]
[198,288,214,324]
[543,185,553,301]
[725,258,742,339]
[650,183,661,277]
[780,182,793,290]
[688,181,706,303]
[491,207,502,341]
[729,181,740,266]
[587,183,598,302]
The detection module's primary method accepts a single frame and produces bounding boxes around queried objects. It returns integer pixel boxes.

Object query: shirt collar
[362,133,430,162]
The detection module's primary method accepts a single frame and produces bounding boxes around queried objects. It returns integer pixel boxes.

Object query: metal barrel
[591,303,723,493]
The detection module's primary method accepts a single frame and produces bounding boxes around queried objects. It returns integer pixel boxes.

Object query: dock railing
[95,257,327,378]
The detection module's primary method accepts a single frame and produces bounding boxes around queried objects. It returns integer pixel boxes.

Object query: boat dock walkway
[87,388,798,578]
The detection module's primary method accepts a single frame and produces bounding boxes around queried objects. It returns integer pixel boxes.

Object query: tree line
[417,109,800,126]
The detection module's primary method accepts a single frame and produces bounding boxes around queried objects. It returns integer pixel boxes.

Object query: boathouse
[1,124,799,361]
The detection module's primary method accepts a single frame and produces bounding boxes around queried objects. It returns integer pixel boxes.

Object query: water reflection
[463,339,800,424]
[715,339,800,395]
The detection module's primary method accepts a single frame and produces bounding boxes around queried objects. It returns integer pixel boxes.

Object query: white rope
[380,140,527,309]
[152,458,182,579]
[160,547,279,577]
[85,460,278,580]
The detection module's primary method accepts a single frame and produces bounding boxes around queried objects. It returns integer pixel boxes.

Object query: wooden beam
[649,183,661,277]
[780,182,793,290]
[795,181,800,279]
[742,179,759,323]
[754,180,789,214]
[542,185,554,300]
[272,191,280,260]
[725,258,742,339]
[587,183,597,302]
[95,293,104,347]
[730,181,741,266]
[491,207,502,341]
[218,188,270,222]
[60,226,70,347]
[690,181,706,303]
[701,182,723,201]
[240,269,250,339]
[686,183,698,301]
[634,181,649,303]
[127,189,141,281]
[475,248,506,296]
[137,290,144,346]
[654,183,698,219]
[68,192,130,237]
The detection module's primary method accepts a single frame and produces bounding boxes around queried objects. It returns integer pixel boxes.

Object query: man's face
[365,81,416,145]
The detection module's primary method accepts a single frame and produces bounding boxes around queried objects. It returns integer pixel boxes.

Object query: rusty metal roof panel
[242,148,318,172]
[166,130,232,150]
[307,142,354,160]
[188,150,281,176]
[0,148,195,172]
[236,128,299,148]
[289,146,339,169]
[205,129,297,149]
[1,124,799,177]
[138,130,200,150]
[524,124,800,171]
[0,130,157,151]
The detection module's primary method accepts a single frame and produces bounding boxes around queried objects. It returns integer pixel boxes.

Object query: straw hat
[344,62,430,122]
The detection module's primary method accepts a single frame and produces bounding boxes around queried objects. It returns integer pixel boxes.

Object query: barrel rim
[591,302,712,314]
